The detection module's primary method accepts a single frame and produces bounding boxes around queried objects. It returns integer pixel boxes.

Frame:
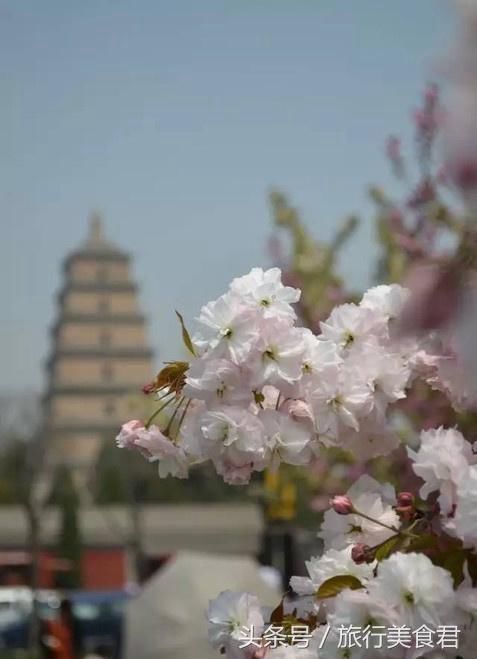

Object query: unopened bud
[142,382,155,395]
[351,543,373,565]
[330,495,354,515]
[396,506,414,521]
[397,492,415,508]
[396,492,415,522]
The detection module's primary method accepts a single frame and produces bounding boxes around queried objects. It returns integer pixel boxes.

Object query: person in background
[40,598,80,659]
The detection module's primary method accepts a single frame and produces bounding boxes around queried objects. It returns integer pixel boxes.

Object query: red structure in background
[0,503,264,590]
[0,548,126,590]
[80,548,126,590]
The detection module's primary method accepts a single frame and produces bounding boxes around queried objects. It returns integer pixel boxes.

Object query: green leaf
[175,310,196,356]
[374,535,402,561]
[433,549,467,587]
[405,533,437,554]
[316,575,363,600]
[414,498,435,513]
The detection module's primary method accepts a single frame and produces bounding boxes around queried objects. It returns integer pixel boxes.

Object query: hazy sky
[2,0,454,392]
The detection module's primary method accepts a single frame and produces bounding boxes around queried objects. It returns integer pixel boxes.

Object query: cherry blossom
[318,476,400,550]
[367,553,456,629]
[115,264,477,659]
[115,419,144,449]
[408,426,476,515]
[229,267,300,321]
[289,546,375,597]
[207,590,264,657]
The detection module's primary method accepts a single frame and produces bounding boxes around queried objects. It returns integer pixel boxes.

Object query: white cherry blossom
[361,284,410,321]
[300,330,343,379]
[320,302,384,352]
[199,406,268,482]
[133,425,189,478]
[184,357,252,405]
[368,553,456,629]
[309,364,373,440]
[444,466,477,550]
[259,409,313,466]
[251,322,307,387]
[325,589,403,659]
[289,546,375,597]
[194,291,259,363]
[230,266,300,321]
[207,590,264,655]
[408,426,476,515]
[319,475,400,550]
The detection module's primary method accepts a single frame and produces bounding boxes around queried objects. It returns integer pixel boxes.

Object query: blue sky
[1,0,454,391]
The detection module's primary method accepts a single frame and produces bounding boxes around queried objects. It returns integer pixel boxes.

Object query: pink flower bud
[330,495,353,515]
[142,382,156,395]
[351,543,373,565]
[397,492,415,508]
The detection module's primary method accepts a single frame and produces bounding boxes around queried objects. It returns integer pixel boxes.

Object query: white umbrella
[124,550,281,659]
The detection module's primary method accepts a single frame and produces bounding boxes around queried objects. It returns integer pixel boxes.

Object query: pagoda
[43,214,154,475]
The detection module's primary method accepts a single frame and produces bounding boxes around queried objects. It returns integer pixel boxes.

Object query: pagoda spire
[87,211,105,245]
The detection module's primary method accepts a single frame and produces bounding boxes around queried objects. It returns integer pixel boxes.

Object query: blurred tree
[267,85,474,523]
[269,189,359,332]
[53,466,82,589]
[94,438,254,504]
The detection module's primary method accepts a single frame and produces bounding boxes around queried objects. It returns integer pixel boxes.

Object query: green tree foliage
[270,189,359,329]
[93,438,252,504]
[0,437,29,504]
[54,466,82,589]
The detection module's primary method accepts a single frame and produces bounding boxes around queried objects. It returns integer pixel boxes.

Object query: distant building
[42,214,154,474]
[0,504,264,589]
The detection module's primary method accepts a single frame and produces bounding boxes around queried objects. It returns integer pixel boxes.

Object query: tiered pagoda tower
[43,214,154,473]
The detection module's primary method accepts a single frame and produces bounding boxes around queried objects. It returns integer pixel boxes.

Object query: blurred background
[1,1,459,657]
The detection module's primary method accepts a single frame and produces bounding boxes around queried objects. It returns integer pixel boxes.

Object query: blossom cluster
[409,426,477,551]
[207,460,477,659]
[116,267,477,659]
[116,268,439,484]
[207,550,471,659]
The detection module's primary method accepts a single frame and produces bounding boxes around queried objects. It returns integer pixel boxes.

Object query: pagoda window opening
[97,265,108,282]
[104,399,116,416]
[99,329,112,347]
[102,362,114,381]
